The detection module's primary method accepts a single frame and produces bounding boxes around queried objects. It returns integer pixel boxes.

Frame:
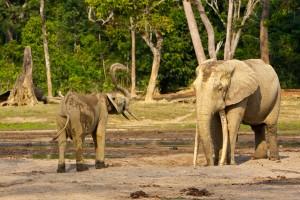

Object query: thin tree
[130,17,137,97]
[194,0,217,60]
[260,0,270,64]
[40,0,53,97]
[142,31,163,102]
[183,0,206,64]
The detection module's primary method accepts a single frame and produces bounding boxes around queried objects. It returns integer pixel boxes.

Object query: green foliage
[0,0,299,97]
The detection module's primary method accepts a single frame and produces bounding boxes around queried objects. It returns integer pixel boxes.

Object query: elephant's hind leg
[266,124,280,160]
[56,115,67,173]
[251,124,268,159]
[71,113,89,172]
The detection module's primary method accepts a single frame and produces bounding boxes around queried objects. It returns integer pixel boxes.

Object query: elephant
[54,63,137,173]
[193,59,280,167]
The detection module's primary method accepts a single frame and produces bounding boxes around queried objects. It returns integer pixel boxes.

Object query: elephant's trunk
[110,63,131,98]
[219,109,228,165]
[194,97,214,166]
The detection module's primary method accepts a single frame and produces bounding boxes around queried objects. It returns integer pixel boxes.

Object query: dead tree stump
[2,46,38,106]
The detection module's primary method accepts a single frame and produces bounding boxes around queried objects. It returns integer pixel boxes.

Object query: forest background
[0,0,299,97]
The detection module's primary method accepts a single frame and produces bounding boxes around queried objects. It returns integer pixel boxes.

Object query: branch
[149,0,166,11]
[88,6,114,25]
[205,0,226,26]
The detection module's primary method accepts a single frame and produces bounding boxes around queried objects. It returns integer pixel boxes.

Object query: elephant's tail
[52,114,70,141]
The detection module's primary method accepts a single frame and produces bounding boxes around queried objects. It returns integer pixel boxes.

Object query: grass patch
[0,122,56,131]
[0,99,299,133]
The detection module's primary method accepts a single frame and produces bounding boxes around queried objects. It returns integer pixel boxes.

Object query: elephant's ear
[225,60,259,106]
[106,93,120,113]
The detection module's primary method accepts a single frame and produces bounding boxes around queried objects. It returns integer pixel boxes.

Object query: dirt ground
[1,130,300,200]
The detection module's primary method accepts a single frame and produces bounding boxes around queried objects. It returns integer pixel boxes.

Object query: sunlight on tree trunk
[1,46,38,106]
[260,0,270,64]
[40,0,53,97]
[224,0,233,60]
[143,31,163,102]
[194,0,216,59]
[130,17,137,98]
[183,0,206,64]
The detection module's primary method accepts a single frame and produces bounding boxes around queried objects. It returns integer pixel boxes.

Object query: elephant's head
[106,63,137,120]
[193,59,258,166]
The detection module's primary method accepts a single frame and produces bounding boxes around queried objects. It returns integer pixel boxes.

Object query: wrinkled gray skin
[55,63,135,173]
[193,59,280,166]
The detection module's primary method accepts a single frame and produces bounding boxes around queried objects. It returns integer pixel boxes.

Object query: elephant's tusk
[121,112,130,120]
[126,109,139,120]
[219,110,228,166]
[193,124,199,168]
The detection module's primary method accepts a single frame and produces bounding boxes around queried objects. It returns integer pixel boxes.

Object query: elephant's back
[62,92,99,133]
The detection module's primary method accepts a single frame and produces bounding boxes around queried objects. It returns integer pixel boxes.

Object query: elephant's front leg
[94,109,108,169]
[56,115,67,173]
[226,100,247,165]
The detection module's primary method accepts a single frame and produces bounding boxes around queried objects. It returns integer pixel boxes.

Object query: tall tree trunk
[40,0,53,97]
[130,17,137,97]
[183,0,206,64]
[142,31,163,102]
[2,46,38,106]
[260,0,270,64]
[6,29,13,42]
[224,0,234,60]
[194,0,217,59]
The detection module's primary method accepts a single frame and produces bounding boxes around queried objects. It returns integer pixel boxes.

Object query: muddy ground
[1,130,300,200]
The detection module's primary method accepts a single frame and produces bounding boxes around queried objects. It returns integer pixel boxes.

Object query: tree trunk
[130,17,137,97]
[183,0,206,64]
[2,46,38,106]
[142,31,163,102]
[224,0,234,60]
[194,0,217,59]
[260,0,270,64]
[40,0,53,97]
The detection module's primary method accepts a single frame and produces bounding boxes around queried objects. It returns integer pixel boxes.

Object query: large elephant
[54,63,136,173]
[193,59,280,166]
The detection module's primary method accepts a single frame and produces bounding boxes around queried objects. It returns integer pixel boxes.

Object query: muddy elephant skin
[55,63,135,173]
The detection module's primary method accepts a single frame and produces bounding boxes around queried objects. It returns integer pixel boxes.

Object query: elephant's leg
[264,92,280,161]
[71,113,88,172]
[266,124,280,160]
[94,105,108,169]
[211,114,222,165]
[226,100,247,165]
[251,124,268,159]
[56,115,67,173]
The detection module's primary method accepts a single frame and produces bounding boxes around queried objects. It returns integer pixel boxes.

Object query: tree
[182,0,206,64]
[130,17,137,97]
[40,0,53,97]
[260,0,270,64]
[2,46,38,106]
[184,0,260,61]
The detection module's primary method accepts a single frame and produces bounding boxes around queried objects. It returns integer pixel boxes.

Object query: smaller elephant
[54,63,136,173]
[193,59,280,166]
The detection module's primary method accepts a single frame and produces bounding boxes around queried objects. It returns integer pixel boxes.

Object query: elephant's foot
[95,160,108,169]
[253,151,268,160]
[57,163,66,173]
[269,153,280,161]
[76,163,89,172]
[253,142,268,159]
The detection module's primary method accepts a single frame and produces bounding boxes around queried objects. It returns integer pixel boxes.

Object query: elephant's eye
[214,83,223,91]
